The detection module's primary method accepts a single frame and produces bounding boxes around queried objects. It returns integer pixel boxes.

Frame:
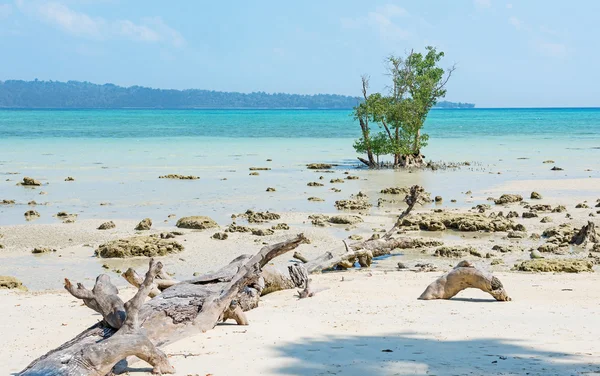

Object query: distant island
[0,80,474,109]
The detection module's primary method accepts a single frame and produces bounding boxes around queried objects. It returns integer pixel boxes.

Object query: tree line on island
[0,75,472,110]
[353,46,455,169]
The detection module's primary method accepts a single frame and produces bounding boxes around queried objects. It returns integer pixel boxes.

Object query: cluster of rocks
[514,259,593,273]
[308,214,363,227]
[307,182,324,187]
[31,247,56,254]
[400,212,525,232]
[335,192,372,211]
[433,246,483,258]
[224,222,289,236]
[1,199,16,205]
[55,211,77,223]
[307,163,333,169]
[330,178,344,184]
[234,210,280,223]
[24,210,40,221]
[158,174,200,180]
[95,235,184,258]
[64,176,75,181]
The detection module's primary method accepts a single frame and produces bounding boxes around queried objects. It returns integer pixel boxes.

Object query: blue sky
[0,0,596,107]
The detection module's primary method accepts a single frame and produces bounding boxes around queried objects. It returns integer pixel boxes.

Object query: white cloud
[0,3,12,19]
[474,0,492,9]
[17,1,185,47]
[508,16,522,30]
[341,4,411,41]
[537,42,567,58]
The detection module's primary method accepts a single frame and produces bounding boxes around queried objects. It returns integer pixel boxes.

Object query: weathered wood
[293,251,309,263]
[19,234,308,375]
[418,261,511,301]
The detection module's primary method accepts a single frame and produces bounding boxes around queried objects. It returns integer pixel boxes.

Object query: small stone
[64,176,75,181]
[158,174,200,180]
[135,218,152,231]
[24,210,40,220]
[522,212,538,219]
[31,247,56,254]
[211,232,228,240]
[307,182,324,187]
[249,172,260,176]
[21,177,41,186]
[176,216,218,230]
[540,216,553,223]
[271,223,290,230]
[530,250,544,259]
[330,178,344,184]
[308,197,324,202]
[434,196,443,202]
[550,166,563,171]
[530,191,542,199]
[98,221,116,230]
[266,187,276,192]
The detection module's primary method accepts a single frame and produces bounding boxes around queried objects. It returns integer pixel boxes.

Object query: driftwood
[418,261,511,301]
[19,234,308,375]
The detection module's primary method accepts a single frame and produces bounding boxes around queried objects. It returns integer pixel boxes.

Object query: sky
[0,0,597,107]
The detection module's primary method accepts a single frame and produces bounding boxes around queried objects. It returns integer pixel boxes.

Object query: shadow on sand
[272,332,598,376]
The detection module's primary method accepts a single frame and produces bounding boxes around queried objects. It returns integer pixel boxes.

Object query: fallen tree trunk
[19,234,308,375]
[418,261,511,301]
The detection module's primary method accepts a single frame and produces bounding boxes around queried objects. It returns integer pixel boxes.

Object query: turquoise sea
[1,108,599,227]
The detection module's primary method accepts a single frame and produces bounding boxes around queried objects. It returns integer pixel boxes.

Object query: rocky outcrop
[24,210,40,220]
[307,163,333,169]
[98,221,116,230]
[514,259,593,273]
[400,212,525,232]
[158,174,200,180]
[95,235,184,258]
[32,247,56,254]
[21,177,41,186]
[176,216,218,230]
[235,210,280,223]
[328,215,363,225]
[135,218,152,231]
[211,232,228,240]
[494,194,523,205]
[0,276,27,291]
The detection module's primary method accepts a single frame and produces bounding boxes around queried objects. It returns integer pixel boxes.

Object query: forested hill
[0,80,474,109]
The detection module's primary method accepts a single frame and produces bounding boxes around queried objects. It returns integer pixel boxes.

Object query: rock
[543,160,555,164]
[490,259,504,265]
[400,212,524,233]
[236,210,280,223]
[507,231,527,239]
[537,243,568,254]
[335,197,371,210]
[451,199,457,203]
[494,194,523,205]
[381,187,409,195]
[530,250,544,259]
[21,177,41,186]
[434,196,443,203]
[330,178,344,184]
[576,203,590,209]
[54,212,77,223]
[474,204,491,213]
[95,235,184,258]
[530,204,553,212]
[249,167,271,171]
[308,214,330,227]
[28,201,37,205]
[0,276,27,291]
[522,212,538,219]
[492,244,523,253]
[64,176,75,181]
[506,211,519,218]
[540,216,553,223]
[348,234,363,241]
[272,223,290,230]
[542,223,576,244]
[552,205,567,213]
[530,191,542,199]
[249,172,260,176]
[550,166,563,171]
[397,262,407,269]
[158,174,200,180]
[266,187,276,192]
[331,188,342,193]
[135,218,152,231]
[24,210,40,220]
[211,232,228,240]
[328,215,363,225]
[307,163,333,169]
[251,228,274,236]
[433,246,480,258]
[176,216,218,229]
[97,221,116,230]
[308,197,324,202]
[32,247,56,254]
[225,224,252,233]
[346,175,360,180]
[1,199,15,205]
[307,182,324,187]
[514,259,593,273]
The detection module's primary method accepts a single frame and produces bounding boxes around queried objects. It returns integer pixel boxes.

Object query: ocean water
[0,108,599,226]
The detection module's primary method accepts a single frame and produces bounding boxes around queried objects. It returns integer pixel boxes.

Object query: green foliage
[352,46,453,166]
[0,80,361,109]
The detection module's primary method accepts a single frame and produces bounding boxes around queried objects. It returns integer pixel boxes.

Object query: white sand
[3,270,600,375]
